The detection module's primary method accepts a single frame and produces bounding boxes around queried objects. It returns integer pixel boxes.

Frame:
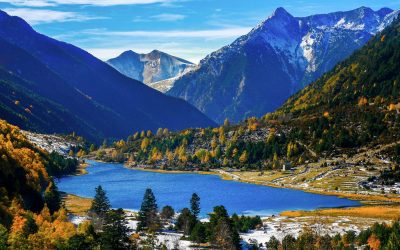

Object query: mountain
[107,50,195,91]
[0,10,215,142]
[167,7,398,124]
[101,16,400,176]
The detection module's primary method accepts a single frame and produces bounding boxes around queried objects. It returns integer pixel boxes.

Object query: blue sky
[0,0,398,62]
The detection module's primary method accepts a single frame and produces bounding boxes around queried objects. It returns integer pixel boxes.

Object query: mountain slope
[0,10,215,141]
[107,50,195,90]
[167,7,397,124]
[99,17,400,197]
[279,15,400,124]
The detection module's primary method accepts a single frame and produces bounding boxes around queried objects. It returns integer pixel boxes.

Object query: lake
[57,161,360,217]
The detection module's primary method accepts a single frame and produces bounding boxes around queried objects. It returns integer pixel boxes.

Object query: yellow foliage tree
[239,151,248,164]
[141,138,150,152]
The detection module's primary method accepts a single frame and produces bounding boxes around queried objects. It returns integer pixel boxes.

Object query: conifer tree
[90,185,111,218]
[100,209,132,250]
[137,188,159,232]
[44,180,61,213]
[190,193,200,218]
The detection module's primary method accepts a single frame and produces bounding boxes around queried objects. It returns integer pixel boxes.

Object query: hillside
[107,50,195,92]
[0,10,215,142]
[167,7,398,124]
[0,119,81,225]
[277,14,400,151]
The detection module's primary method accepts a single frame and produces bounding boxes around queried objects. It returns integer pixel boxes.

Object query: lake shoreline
[123,164,400,205]
[62,160,399,222]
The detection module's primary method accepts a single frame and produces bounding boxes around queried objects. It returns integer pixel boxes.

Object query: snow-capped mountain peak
[167,7,399,124]
[107,50,195,88]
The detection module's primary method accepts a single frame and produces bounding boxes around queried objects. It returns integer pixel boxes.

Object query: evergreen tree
[190,222,207,243]
[160,206,175,220]
[100,209,132,250]
[265,236,280,250]
[209,206,241,250]
[90,185,111,218]
[23,213,38,236]
[44,180,61,213]
[282,235,296,250]
[0,224,8,250]
[137,188,159,232]
[190,193,201,218]
[176,208,196,235]
[386,231,400,250]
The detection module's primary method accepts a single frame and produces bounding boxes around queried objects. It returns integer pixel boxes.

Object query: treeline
[46,152,79,177]
[74,186,260,249]
[1,178,399,249]
[96,120,311,171]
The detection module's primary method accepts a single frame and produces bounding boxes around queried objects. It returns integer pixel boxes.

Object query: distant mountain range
[167,7,399,124]
[107,50,195,92]
[0,10,215,142]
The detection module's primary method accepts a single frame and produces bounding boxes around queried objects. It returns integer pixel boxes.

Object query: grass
[281,205,400,220]
[61,192,92,216]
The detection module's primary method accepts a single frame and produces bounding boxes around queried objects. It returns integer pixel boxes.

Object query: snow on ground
[69,214,88,225]
[22,130,78,156]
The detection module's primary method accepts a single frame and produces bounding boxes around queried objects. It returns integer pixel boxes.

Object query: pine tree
[137,188,159,232]
[190,193,200,218]
[100,209,132,250]
[44,180,61,213]
[90,185,111,218]
[176,208,196,235]
[387,231,400,250]
[190,222,207,243]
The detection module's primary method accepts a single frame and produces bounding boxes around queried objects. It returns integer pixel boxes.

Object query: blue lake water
[57,161,360,217]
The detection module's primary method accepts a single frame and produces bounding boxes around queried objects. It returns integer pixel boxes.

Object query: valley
[0,2,399,249]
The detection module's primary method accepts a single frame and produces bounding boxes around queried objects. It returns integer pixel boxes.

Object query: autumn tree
[223,118,230,127]
[141,138,150,152]
[239,150,249,164]
[368,234,381,250]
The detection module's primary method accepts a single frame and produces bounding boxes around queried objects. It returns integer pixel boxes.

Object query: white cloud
[85,27,252,39]
[150,13,185,21]
[3,8,104,24]
[1,0,178,7]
